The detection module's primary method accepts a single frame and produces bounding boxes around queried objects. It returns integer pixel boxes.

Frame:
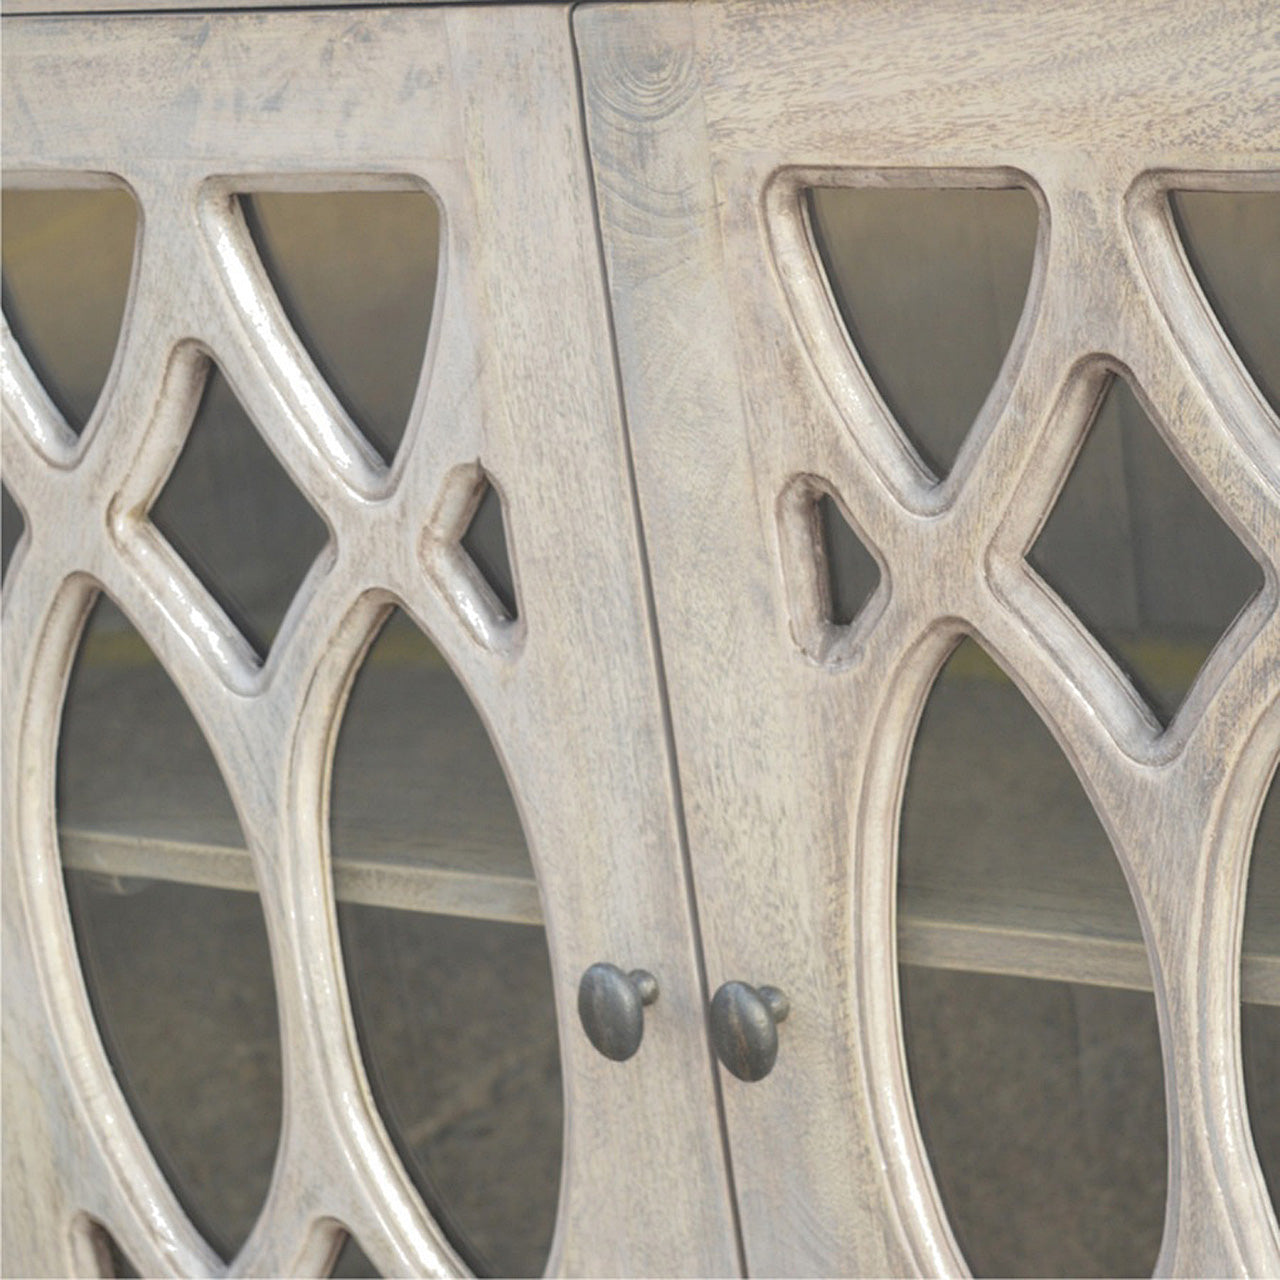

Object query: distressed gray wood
[578,1,1280,1275]
[1,10,740,1277]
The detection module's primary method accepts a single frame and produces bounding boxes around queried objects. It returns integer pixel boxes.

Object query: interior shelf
[57,648,1278,1004]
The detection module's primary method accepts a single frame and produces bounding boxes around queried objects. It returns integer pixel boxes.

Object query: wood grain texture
[578,1,1280,1275]
[1,10,739,1276]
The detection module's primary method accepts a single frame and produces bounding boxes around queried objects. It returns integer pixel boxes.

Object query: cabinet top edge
[1,0,598,14]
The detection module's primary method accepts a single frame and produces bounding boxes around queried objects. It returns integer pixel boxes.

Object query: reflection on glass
[899,638,1166,1276]
[58,599,282,1259]
[1244,771,1279,1211]
[332,612,561,1277]
[1029,375,1264,725]
[1170,191,1279,414]
[149,365,329,658]
[1,187,138,430]
[242,190,440,463]
[807,186,1038,477]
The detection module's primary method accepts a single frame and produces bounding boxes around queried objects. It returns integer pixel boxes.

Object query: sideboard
[3,2,1277,1276]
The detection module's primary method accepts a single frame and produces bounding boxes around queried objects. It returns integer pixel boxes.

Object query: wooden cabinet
[3,2,1277,1276]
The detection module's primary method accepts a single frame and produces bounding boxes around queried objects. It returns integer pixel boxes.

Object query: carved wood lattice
[2,10,741,1277]
[578,3,1280,1275]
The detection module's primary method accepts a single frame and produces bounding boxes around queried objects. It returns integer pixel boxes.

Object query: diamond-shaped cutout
[150,364,328,659]
[1170,191,1278,415]
[817,491,880,626]
[460,478,518,620]
[241,190,440,464]
[1,186,138,432]
[1029,374,1264,726]
[807,185,1038,478]
[2,483,24,583]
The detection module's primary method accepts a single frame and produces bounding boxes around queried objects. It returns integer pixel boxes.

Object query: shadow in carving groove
[331,1232,381,1278]
[817,491,879,627]
[460,479,518,621]
[78,1221,141,1280]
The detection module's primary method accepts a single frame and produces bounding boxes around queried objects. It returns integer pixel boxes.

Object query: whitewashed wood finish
[1,12,742,1277]
[578,1,1280,1275]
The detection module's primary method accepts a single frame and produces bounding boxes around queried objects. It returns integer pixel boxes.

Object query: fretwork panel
[1,12,740,1276]
[578,1,1280,1274]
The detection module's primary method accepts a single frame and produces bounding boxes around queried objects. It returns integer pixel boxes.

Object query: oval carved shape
[897,637,1167,1277]
[331,609,562,1278]
[57,596,283,1260]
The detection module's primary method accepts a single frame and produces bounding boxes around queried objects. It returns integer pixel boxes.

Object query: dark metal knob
[710,981,790,1081]
[578,963,659,1062]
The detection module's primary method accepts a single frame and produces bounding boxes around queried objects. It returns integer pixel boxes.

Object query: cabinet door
[578,2,1280,1275]
[1,10,738,1276]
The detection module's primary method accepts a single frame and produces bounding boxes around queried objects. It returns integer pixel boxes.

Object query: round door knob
[710,981,790,1081]
[578,963,659,1062]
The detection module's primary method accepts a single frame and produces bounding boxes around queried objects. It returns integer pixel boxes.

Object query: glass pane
[807,186,1038,477]
[332,612,561,1277]
[242,190,439,463]
[1170,191,1279,414]
[899,638,1166,1276]
[902,969,1166,1277]
[149,364,328,660]
[1244,770,1278,1211]
[1029,375,1264,726]
[1,187,137,430]
[58,598,282,1259]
